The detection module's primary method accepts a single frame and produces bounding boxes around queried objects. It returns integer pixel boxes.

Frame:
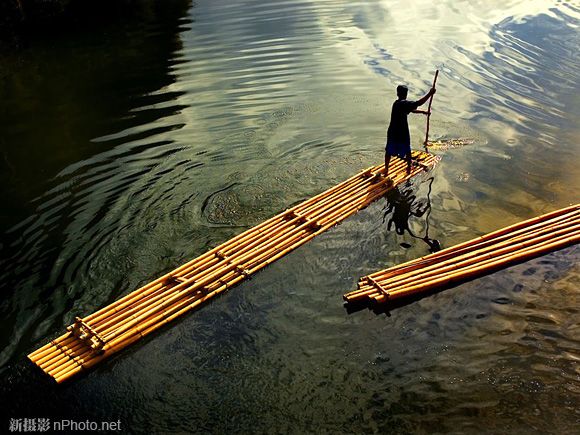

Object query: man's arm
[415,87,436,107]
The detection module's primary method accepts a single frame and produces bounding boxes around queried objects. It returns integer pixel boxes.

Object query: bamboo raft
[345,204,580,306]
[28,151,438,383]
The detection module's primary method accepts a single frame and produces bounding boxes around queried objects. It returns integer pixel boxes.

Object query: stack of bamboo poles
[28,151,438,383]
[345,204,579,306]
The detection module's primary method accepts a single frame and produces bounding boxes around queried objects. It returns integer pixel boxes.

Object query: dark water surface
[1,0,578,432]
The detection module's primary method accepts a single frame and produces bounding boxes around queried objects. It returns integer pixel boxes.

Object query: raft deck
[28,151,438,383]
[345,204,579,306]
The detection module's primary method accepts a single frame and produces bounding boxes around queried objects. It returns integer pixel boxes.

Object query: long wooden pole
[424,70,439,148]
[97,159,419,344]
[84,161,388,330]
[79,163,379,326]
[347,219,579,303]
[385,230,580,301]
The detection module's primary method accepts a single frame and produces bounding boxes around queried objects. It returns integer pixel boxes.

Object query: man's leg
[405,152,412,174]
[384,153,391,177]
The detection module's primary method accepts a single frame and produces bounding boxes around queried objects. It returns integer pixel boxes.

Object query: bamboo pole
[385,230,580,301]
[95,167,420,350]
[38,169,380,370]
[85,168,380,332]
[352,220,576,301]
[34,155,432,362]
[87,160,398,332]
[424,70,439,147]
[96,162,408,342]
[30,152,438,382]
[357,208,579,290]
[356,217,579,297]
[364,204,579,282]
[50,168,430,379]
[347,207,579,306]
[81,163,377,325]
[370,223,580,303]
[95,161,414,344]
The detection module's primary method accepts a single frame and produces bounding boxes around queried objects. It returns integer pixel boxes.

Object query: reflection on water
[1,0,578,432]
[383,177,441,253]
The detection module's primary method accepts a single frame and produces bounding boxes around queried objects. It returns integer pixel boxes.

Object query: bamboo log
[67,158,408,350]
[352,221,578,298]
[39,170,380,368]
[366,207,579,283]
[364,204,579,283]
[29,152,438,382]
[385,230,580,301]
[371,224,579,303]
[87,159,405,333]
[55,160,430,374]
[354,213,578,297]
[348,205,579,307]
[355,208,579,291]
[357,218,579,297]
[96,160,416,344]
[35,153,430,372]
[81,162,377,325]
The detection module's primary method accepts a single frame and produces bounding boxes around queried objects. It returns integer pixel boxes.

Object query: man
[384,84,435,177]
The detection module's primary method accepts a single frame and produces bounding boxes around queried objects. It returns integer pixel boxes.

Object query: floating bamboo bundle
[345,204,580,306]
[28,151,438,383]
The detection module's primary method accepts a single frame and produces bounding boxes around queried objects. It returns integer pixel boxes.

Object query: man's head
[396,85,408,99]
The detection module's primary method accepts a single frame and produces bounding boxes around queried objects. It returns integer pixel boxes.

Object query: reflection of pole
[424,70,439,148]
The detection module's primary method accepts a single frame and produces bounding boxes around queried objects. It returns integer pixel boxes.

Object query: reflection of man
[383,186,426,237]
[383,178,441,253]
[384,84,435,177]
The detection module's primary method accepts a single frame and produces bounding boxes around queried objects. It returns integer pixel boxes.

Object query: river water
[1,0,578,432]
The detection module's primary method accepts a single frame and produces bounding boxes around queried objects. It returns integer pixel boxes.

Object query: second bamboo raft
[28,151,438,383]
[345,203,580,306]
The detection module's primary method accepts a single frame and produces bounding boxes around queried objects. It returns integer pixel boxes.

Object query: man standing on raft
[384,84,436,177]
